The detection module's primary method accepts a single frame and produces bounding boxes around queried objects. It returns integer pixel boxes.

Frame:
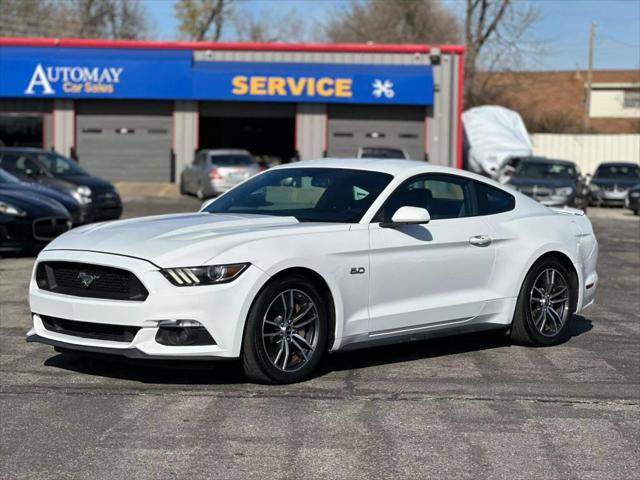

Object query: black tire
[511,257,576,347]
[242,274,328,384]
[179,180,187,195]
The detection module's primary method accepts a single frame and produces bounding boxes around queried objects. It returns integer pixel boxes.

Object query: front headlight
[77,185,92,197]
[70,188,92,205]
[161,263,249,286]
[554,187,574,196]
[0,201,26,217]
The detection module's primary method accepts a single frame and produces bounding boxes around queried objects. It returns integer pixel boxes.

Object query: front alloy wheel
[262,289,320,372]
[243,276,328,383]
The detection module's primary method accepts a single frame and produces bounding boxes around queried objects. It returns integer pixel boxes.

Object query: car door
[368,173,496,335]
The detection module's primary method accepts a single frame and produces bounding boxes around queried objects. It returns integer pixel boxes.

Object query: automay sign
[0,46,434,105]
[24,64,124,95]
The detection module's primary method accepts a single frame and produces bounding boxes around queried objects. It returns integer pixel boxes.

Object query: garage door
[327,105,425,161]
[76,101,172,181]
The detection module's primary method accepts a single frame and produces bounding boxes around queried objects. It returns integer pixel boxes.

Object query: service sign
[0,46,434,105]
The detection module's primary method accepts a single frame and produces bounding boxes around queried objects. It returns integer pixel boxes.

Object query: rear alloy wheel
[511,258,575,346]
[529,268,570,338]
[242,275,328,383]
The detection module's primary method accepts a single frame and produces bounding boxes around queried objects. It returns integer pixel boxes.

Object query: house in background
[473,69,640,133]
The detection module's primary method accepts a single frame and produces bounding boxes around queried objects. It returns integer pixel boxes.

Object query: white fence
[530,134,640,175]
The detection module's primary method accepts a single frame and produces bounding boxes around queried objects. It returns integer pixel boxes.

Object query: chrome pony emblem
[77,272,100,287]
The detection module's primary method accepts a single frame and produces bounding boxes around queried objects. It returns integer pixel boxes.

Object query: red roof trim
[0,36,465,54]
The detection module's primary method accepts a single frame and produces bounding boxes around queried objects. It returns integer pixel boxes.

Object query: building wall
[473,70,640,134]
[1,40,464,182]
[590,87,640,118]
[531,133,640,175]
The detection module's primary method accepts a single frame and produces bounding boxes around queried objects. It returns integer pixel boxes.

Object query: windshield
[0,168,20,184]
[594,164,640,179]
[210,155,255,167]
[514,161,576,180]
[36,152,89,176]
[204,167,393,223]
[360,148,406,159]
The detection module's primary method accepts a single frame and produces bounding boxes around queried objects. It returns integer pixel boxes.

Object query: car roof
[0,147,48,153]
[273,158,500,182]
[596,162,639,167]
[520,156,575,166]
[202,149,252,156]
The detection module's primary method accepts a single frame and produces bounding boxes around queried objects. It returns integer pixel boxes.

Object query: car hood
[44,212,348,267]
[0,190,69,217]
[58,174,116,192]
[508,177,576,189]
[591,177,639,188]
[0,183,79,211]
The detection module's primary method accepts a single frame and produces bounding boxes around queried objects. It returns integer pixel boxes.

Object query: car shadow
[43,315,593,385]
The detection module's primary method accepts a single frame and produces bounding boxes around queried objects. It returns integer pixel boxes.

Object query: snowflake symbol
[372,79,395,98]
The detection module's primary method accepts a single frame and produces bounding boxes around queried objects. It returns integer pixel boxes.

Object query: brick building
[474,69,640,133]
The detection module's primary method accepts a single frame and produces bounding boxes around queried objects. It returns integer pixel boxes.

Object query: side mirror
[381,206,431,228]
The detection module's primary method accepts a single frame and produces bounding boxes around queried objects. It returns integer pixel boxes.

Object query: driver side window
[380,174,475,221]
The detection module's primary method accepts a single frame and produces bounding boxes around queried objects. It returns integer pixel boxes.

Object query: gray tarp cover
[462,106,532,177]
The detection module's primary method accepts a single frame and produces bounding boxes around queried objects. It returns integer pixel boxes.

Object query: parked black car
[0,147,122,221]
[507,156,589,210]
[0,168,87,225]
[625,184,640,215]
[0,190,71,255]
[589,162,640,207]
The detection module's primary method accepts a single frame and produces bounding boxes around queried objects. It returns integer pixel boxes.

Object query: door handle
[469,235,492,247]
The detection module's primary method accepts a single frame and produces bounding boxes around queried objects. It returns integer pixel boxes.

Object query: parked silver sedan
[180,149,261,199]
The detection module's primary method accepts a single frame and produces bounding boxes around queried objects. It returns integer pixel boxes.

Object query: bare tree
[324,0,461,44]
[0,0,150,39]
[175,0,233,41]
[465,0,541,104]
[233,8,306,42]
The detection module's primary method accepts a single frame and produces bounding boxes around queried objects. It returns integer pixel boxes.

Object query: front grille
[520,186,552,198]
[36,261,148,301]
[40,315,140,342]
[32,217,70,241]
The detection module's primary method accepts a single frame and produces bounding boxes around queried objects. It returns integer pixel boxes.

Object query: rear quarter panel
[484,203,597,314]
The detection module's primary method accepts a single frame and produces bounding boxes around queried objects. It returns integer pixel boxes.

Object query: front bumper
[27,249,269,359]
[590,189,629,206]
[0,215,70,253]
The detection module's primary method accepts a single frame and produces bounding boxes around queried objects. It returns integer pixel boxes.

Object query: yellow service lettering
[335,78,353,97]
[249,76,267,95]
[316,77,334,96]
[287,77,306,96]
[267,77,286,95]
[231,76,249,95]
[305,77,316,96]
[231,75,355,98]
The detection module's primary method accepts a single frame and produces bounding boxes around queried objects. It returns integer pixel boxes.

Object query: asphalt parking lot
[1,201,639,480]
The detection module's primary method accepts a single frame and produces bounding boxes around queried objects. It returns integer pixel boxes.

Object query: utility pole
[584,21,596,131]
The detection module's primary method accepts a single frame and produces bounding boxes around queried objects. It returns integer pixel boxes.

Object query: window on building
[623,90,640,109]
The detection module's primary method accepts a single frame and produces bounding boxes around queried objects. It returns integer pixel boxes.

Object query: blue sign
[0,46,433,105]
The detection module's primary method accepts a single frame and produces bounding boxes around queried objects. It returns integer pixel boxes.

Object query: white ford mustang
[27,159,598,383]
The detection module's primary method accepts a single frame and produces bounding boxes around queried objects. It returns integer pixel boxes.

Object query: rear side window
[475,181,515,215]
[209,155,254,166]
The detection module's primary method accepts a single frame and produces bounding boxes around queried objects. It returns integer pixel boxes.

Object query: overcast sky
[142,0,640,71]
